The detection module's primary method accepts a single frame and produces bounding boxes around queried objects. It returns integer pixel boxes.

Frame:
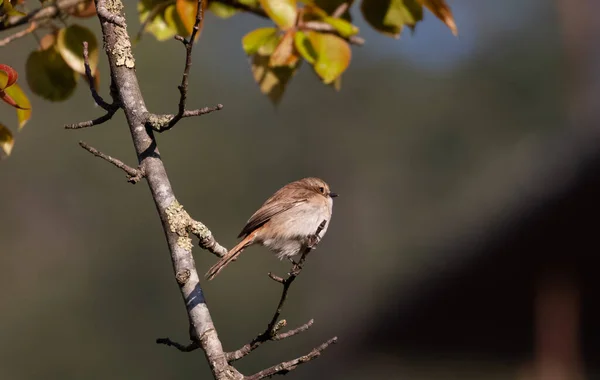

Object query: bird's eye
[319,186,325,193]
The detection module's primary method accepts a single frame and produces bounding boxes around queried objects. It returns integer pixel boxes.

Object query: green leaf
[251,53,300,105]
[0,123,14,157]
[56,24,99,75]
[4,82,31,129]
[360,0,422,38]
[208,1,238,18]
[323,16,358,37]
[26,46,78,102]
[242,27,278,55]
[294,31,317,64]
[137,1,185,41]
[306,31,350,84]
[259,0,298,29]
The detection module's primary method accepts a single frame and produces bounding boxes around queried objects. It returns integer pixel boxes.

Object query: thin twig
[146,104,223,132]
[64,111,117,129]
[226,319,315,362]
[0,0,85,32]
[0,22,38,47]
[245,337,338,380]
[82,41,114,110]
[331,2,349,18]
[78,141,145,183]
[156,338,200,352]
[160,0,204,132]
[225,220,328,363]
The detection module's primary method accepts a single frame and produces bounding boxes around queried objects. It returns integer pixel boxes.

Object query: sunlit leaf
[260,0,297,30]
[269,30,298,67]
[294,30,317,64]
[208,1,238,18]
[56,24,99,75]
[1,0,25,17]
[4,82,31,129]
[251,53,300,105]
[361,0,422,38]
[0,123,14,157]
[26,45,78,102]
[0,63,18,89]
[242,27,278,55]
[323,16,358,37]
[138,1,184,41]
[306,31,350,84]
[176,0,207,38]
[421,0,457,35]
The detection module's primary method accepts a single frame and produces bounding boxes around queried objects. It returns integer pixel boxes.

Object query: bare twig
[79,141,145,183]
[332,2,349,18]
[65,111,117,129]
[82,41,114,110]
[146,104,223,132]
[156,338,200,352]
[0,22,38,47]
[159,0,205,132]
[245,337,338,380]
[225,220,329,364]
[226,319,315,362]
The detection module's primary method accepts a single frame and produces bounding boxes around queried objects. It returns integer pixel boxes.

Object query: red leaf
[0,64,18,90]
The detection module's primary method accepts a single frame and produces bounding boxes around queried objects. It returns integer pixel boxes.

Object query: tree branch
[0,0,86,32]
[85,1,242,379]
[146,104,223,132]
[245,337,338,380]
[69,1,337,378]
[78,141,145,183]
[0,22,38,47]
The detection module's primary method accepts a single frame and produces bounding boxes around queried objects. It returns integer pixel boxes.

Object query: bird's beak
[330,192,339,198]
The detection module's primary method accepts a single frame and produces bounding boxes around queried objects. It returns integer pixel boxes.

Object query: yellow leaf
[306,31,350,84]
[269,30,298,67]
[56,24,99,75]
[259,0,298,30]
[251,53,300,105]
[176,0,206,38]
[242,27,278,55]
[361,0,422,38]
[0,123,14,157]
[4,83,31,129]
[421,0,457,35]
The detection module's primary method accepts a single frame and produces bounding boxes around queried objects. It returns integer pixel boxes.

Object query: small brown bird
[205,177,337,280]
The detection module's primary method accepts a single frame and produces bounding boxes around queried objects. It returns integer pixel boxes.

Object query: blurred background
[2,0,600,378]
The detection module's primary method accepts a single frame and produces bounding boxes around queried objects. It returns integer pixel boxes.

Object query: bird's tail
[205,232,256,280]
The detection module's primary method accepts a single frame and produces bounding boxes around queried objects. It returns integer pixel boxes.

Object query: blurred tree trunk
[527,1,600,379]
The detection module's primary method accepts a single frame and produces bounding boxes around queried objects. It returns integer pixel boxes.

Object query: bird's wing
[237,197,308,238]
